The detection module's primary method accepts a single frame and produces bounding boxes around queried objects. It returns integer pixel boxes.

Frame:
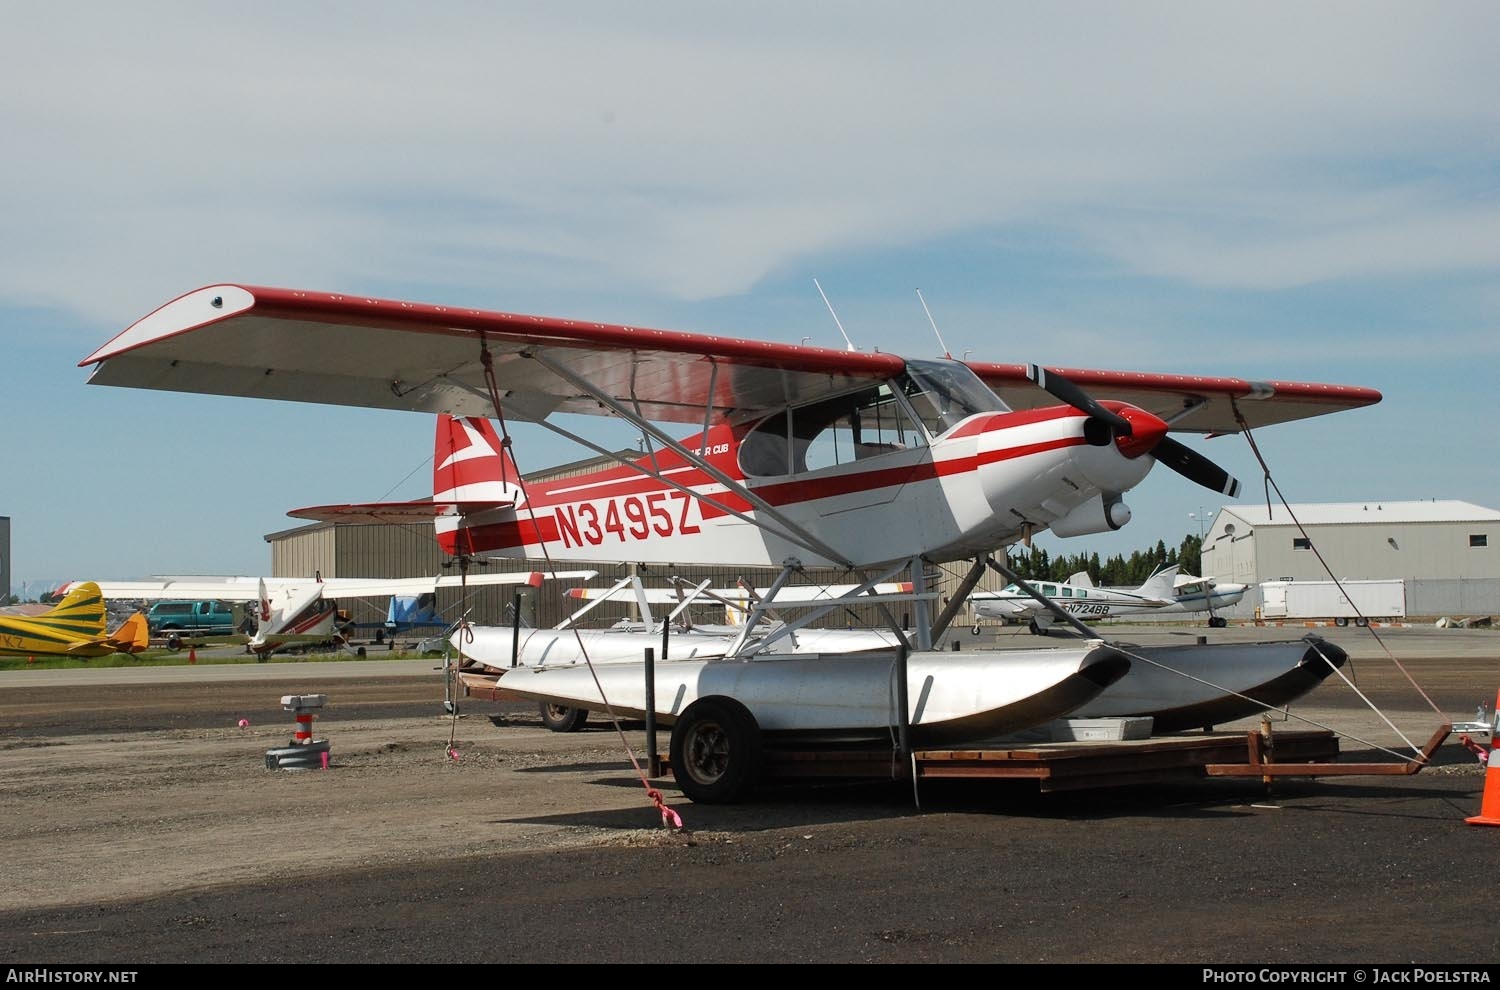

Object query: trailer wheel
[166,634,183,652]
[1354,617,1369,628]
[1334,617,1350,627]
[669,696,762,804]
[539,703,589,732]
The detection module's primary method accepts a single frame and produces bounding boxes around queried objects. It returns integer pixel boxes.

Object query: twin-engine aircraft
[0,583,149,659]
[81,284,1378,800]
[969,564,1251,634]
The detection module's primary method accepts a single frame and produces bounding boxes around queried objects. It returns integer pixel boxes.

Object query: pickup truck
[146,600,239,638]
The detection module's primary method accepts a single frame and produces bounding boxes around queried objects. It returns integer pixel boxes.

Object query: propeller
[1025,364,1242,498]
[1150,436,1242,498]
[1026,364,1132,440]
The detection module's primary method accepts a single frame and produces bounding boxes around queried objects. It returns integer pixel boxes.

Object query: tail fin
[257,577,273,635]
[1068,571,1095,589]
[434,415,526,555]
[40,581,108,642]
[434,414,523,503]
[1136,564,1181,600]
[106,612,151,654]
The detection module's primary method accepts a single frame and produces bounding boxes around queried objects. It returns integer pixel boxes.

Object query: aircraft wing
[93,571,598,602]
[317,571,598,598]
[564,581,914,605]
[967,363,1381,435]
[82,285,907,425]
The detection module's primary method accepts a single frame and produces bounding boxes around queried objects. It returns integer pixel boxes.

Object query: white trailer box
[1259,579,1406,625]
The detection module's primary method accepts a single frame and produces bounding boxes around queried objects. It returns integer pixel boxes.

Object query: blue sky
[4,2,1498,596]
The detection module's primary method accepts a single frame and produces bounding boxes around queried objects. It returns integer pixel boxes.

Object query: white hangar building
[1201,499,1500,618]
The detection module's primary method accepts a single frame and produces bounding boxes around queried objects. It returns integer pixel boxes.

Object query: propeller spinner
[1025,364,1242,498]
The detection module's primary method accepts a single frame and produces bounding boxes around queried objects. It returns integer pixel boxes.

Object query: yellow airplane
[0,582,150,658]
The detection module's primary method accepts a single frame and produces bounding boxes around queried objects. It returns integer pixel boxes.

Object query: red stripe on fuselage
[449,409,1089,554]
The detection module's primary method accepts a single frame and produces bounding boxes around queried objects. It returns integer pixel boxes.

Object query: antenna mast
[916,288,952,359]
[812,278,858,351]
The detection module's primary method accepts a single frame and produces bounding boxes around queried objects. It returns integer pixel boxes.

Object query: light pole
[1189,510,1208,576]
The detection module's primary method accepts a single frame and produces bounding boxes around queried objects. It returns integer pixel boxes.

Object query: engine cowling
[1049,496,1132,538]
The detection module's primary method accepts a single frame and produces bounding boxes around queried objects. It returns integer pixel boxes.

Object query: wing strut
[530,349,856,568]
[725,561,929,658]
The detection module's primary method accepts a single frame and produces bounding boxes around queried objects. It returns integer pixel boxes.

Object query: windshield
[898,359,1009,437]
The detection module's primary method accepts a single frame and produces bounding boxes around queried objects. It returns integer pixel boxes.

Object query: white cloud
[4,1,1499,329]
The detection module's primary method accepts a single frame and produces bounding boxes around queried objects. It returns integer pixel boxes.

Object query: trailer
[1258,578,1407,626]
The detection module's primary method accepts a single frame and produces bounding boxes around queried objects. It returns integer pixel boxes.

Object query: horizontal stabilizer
[288,500,514,524]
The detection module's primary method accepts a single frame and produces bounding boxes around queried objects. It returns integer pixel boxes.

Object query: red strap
[648,788,683,830]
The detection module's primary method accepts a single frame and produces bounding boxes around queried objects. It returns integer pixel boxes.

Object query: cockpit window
[899,359,1009,438]
[738,383,927,477]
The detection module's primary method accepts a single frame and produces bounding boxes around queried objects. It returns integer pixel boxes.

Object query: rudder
[433,415,526,556]
[107,612,151,654]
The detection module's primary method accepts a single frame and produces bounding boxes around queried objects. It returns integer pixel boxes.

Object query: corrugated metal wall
[1247,521,1499,584]
[1408,578,1500,617]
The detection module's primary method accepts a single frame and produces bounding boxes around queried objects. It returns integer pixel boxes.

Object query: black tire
[1209,616,1228,628]
[165,634,183,652]
[971,623,982,636]
[1028,619,1041,636]
[1334,617,1350,627]
[669,696,762,804]
[1354,617,1369,628]
[538,702,589,733]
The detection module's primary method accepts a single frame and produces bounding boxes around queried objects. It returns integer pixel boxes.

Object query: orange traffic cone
[188,645,197,664]
[1467,690,1500,827]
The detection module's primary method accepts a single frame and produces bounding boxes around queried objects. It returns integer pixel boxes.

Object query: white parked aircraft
[970,564,1251,634]
[74,570,597,656]
[81,283,1377,800]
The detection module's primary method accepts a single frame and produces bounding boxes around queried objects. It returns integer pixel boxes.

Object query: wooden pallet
[657,725,1450,793]
[910,731,1342,791]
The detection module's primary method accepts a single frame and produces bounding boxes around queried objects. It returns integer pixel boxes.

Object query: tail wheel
[669,696,762,804]
[539,702,589,732]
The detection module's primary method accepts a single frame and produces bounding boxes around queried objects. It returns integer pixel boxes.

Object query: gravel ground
[0,624,1495,964]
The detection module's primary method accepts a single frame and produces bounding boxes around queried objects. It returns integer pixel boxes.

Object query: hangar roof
[1222,499,1500,527]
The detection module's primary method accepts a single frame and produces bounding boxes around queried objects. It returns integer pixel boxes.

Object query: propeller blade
[1152,436,1242,498]
[1025,365,1133,436]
